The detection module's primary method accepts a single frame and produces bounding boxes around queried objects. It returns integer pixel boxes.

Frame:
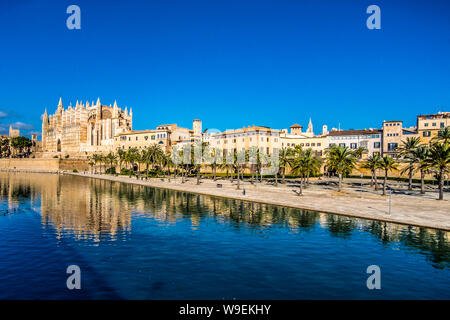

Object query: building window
[317,143,321,146]
[440,122,445,128]
[388,143,398,151]
[306,143,310,147]
[145,136,148,140]
[424,123,429,127]
[339,143,345,147]
[432,123,436,127]
[423,131,431,137]
[311,143,315,146]
[136,137,138,140]
[374,142,380,148]
[350,143,357,149]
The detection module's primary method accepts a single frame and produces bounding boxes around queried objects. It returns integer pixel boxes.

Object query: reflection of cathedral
[42,98,132,154]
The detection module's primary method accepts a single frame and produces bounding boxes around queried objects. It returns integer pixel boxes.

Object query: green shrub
[72,169,78,173]
[106,167,116,174]
[120,168,134,176]
[65,154,69,159]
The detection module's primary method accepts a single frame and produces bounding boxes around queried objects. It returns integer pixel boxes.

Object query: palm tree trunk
[374,171,378,191]
[236,166,240,190]
[298,180,303,195]
[370,171,374,187]
[383,170,387,196]
[420,170,425,195]
[213,164,217,181]
[438,168,444,200]
[274,172,278,187]
[408,168,413,191]
[196,168,200,185]
[282,167,286,184]
[338,173,342,192]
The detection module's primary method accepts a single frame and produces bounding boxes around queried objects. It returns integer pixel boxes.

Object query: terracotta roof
[290,124,303,128]
[328,129,382,136]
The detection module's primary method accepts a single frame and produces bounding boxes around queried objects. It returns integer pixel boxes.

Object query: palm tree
[91,154,103,174]
[105,152,117,174]
[360,154,382,190]
[325,145,358,192]
[398,137,421,190]
[278,147,293,184]
[426,142,450,200]
[413,146,431,194]
[433,126,450,144]
[379,155,398,196]
[88,161,94,174]
[300,149,321,184]
[116,148,126,173]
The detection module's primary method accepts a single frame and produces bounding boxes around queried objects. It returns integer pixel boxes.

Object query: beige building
[42,98,132,155]
[114,129,171,152]
[211,125,281,157]
[279,121,328,156]
[9,125,20,138]
[113,120,202,153]
[382,120,418,156]
[416,112,450,144]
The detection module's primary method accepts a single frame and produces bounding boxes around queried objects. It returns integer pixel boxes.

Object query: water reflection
[0,172,449,269]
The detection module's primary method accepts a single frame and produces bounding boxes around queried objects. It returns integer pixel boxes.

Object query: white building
[327,129,382,157]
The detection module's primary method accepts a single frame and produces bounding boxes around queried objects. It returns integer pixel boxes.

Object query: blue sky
[0,0,449,137]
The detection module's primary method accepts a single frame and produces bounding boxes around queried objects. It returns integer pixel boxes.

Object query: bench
[216,184,222,188]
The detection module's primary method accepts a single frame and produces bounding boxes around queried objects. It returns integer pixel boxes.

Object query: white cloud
[0,111,8,118]
[12,122,34,130]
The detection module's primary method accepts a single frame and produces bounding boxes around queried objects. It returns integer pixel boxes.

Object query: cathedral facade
[42,98,132,154]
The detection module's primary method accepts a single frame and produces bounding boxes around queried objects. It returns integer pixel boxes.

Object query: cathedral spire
[307,117,313,133]
[57,97,63,110]
[96,97,101,107]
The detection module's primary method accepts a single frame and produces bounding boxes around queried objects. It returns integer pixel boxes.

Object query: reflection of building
[38,174,132,241]
[42,98,132,154]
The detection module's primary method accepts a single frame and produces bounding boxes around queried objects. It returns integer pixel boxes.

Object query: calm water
[0,172,449,299]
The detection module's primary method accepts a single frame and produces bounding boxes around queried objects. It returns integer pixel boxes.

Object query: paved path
[68,172,450,231]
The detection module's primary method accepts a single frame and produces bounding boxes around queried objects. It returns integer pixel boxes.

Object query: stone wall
[0,158,60,172]
[0,158,90,173]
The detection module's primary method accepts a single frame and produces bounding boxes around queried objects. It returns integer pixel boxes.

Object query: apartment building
[211,125,281,157]
[279,122,328,156]
[327,129,382,157]
[416,112,450,144]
